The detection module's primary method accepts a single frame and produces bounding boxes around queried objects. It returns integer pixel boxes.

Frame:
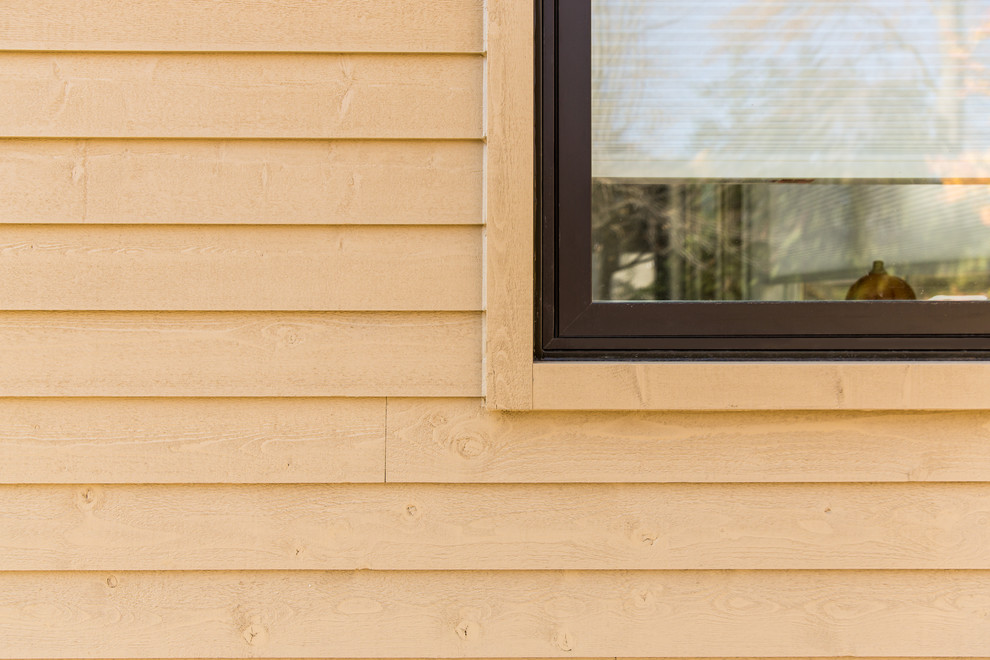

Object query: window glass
[592,0,990,303]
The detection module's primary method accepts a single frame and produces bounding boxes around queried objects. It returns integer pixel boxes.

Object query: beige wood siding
[6,482,990,570]
[0,53,482,139]
[0,0,483,53]
[0,140,482,225]
[4,571,990,658]
[0,312,480,396]
[386,398,990,483]
[2,3,988,660]
[0,225,481,310]
[0,398,384,484]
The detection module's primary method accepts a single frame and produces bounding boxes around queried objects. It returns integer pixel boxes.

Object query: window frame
[537,0,990,361]
[483,0,990,411]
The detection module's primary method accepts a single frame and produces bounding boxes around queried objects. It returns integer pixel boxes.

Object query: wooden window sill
[530,361,990,410]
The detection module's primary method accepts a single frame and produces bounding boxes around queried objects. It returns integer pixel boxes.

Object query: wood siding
[1,3,988,660]
[0,225,482,310]
[0,140,482,225]
[0,0,483,53]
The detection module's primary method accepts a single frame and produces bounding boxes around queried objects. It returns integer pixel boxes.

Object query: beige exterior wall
[1,2,989,659]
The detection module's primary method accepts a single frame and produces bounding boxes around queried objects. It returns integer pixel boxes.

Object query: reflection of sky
[593,0,990,178]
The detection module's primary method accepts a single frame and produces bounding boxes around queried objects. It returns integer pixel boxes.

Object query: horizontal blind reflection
[592,0,990,179]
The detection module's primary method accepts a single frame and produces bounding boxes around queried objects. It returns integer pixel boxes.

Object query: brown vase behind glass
[845,260,917,300]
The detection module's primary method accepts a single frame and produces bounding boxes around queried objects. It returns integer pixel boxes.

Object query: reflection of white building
[594,0,990,180]
[762,184,990,287]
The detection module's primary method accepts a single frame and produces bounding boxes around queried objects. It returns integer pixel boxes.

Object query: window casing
[538,0,990,360]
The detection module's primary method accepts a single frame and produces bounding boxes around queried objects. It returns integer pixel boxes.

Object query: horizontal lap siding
[0,21,485,402]
[0,0,484,53]
[0,312,481,397]
[0,139,483,225]
[0,225,482,311]
[0,53,482,139]
[387,398,990,483]
[2,570,990,658]
[0,398,385,484]
[3,482,990,570]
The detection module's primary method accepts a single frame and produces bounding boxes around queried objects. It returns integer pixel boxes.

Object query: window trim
[538,0,990,360]
[483,0,990,411]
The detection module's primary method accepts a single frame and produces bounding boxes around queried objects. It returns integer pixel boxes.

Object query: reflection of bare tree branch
[699,0,947,160]
[863,6,939,91]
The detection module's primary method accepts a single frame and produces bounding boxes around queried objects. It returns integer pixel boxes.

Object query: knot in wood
[106,575,118,589]
[629,523,659,547]
[242,624,269,646]
[551,628,574,652]
[453,434,486,458]
[624,587,658,614]
[76,486,100,510]
[455,619,480,641]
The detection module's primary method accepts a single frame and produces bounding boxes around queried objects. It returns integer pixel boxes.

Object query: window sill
[531,361,990,410]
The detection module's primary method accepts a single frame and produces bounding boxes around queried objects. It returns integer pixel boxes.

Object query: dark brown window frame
[537,0,990,360]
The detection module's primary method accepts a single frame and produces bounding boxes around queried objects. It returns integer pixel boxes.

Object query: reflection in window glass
[592,0,990,301]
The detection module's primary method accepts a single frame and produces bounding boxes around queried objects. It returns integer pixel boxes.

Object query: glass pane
[592,0,990,302]
[592,180,990,300]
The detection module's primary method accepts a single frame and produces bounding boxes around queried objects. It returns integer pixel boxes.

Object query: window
[539,0,990,359]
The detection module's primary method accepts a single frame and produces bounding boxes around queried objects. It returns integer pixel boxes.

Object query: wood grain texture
[1,570,990,657]
[0,139,483,225]
[0,0,483,53]
[484,0,535,409]
[0,225,481,311]
[534,361,990,410]
[0,53,482,138]
[0,398,384,484]
[0,312,481,397]
[5,483,990,570]
[387,398,990,483]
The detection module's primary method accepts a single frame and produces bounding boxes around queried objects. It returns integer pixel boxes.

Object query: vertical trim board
[484,0,536,409]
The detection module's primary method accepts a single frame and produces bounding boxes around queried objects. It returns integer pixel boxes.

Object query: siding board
[387,398,990,483]
[0,312,481,397]
[0,225,481,311]
[4,483,990,570]
[0,53,482,138]
[0,139,483,225]
[0,570,988,657]
[0,398,384,484]
[0,0,483,53]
